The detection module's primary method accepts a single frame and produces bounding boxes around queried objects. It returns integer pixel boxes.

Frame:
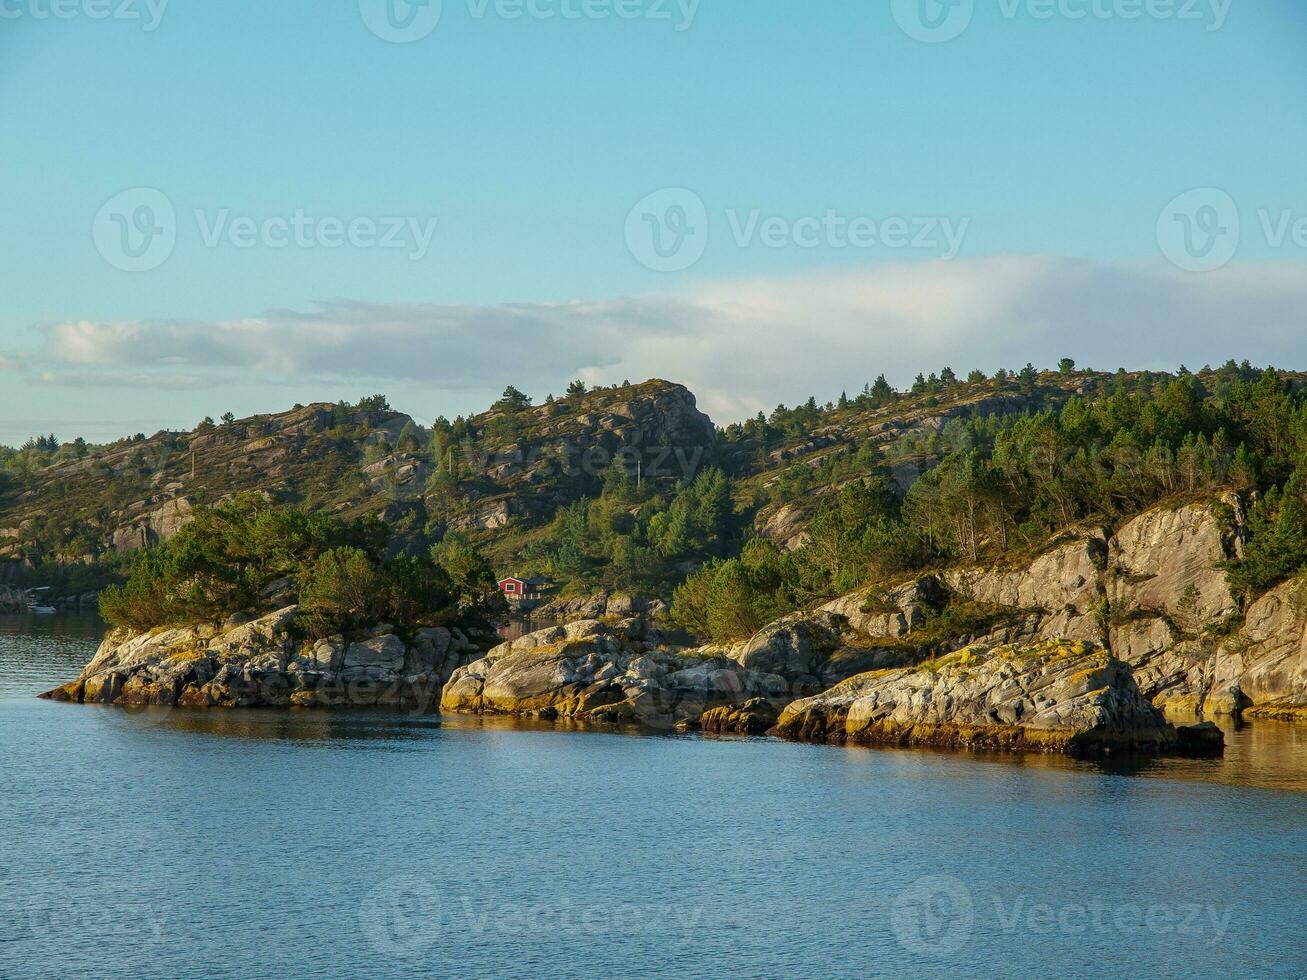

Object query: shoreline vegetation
[19,361,1307,758]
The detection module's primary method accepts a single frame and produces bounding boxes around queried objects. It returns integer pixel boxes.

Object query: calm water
[3,615,1307,979]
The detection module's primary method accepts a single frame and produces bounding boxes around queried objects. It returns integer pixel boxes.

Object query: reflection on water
[0,611,106,699]
[5,617,1307,978]
[6,613,1307,791]
[496,616,561,643]
[811,716,1307,793]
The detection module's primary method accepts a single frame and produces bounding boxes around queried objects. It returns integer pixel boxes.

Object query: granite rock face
[441,619,789,729]
[819,577,947,640]
[862,499,1307,720]
[1210,578,1307,720]
[40,607,481,710]
[110,496,195,553]
[944,536,1109,645]
[1107,502,1241,626]
[771,640,1208,756]
[530,591,667,622]
[719,612,846,687]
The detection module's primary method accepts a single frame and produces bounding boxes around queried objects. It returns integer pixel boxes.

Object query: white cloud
[16,255,1307,423]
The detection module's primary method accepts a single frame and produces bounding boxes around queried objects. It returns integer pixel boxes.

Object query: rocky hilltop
[735,380,1100,551]
[1,401,408,571]
[0,380,714,590]
[441,379,715,535]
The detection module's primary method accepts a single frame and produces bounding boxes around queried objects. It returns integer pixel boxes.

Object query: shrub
[296,547,380,638]
[96,494,452,635]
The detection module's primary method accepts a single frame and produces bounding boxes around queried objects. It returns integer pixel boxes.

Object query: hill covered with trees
[6,362,1307,646]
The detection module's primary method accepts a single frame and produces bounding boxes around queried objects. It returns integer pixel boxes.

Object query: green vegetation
[522,463,734,593]
[681,363,1307,637]
[99,494,496,638]
[12,362,1307,645]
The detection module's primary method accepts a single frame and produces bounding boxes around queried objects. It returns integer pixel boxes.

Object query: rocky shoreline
[42,499,1307,760]
[770,639,1222,757]
[45,608,1225,759]
[41,606,483,710]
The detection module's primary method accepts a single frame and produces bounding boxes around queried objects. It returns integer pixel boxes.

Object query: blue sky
[1,0,1305,441]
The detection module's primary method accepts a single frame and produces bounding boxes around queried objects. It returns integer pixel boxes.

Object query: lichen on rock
[440,618,790,729]
[771,639,1213,757]
[40,607,481,711]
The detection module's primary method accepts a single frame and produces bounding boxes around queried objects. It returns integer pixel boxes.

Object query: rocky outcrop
[761,504,810,551]
[700,698,780,735]
[720,612,845,686]
[1098,501,1245,715]
[875,500,1280,720]
[0,584,26,612]
[441,619,788,729]
[772,640,1219,756]
[800,499,1307,723]
[41,607,481,710]
[820,577,947,640]
[1107,502,1241,626]
[111,496,195,553]
[945,536,1108,644]
[1209,578,1307,719]
[531,591,667,622]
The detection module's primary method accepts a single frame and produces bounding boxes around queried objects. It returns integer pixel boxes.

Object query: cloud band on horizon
[6,255,1305,425]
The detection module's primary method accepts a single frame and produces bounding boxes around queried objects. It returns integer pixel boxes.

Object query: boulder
[700,699,779,735]
[344,635,407,671]
[723,612,844,684]
[771,640,1209,757]
[819,577,946,639]
[40,608,481,712]
[441,619,787,728]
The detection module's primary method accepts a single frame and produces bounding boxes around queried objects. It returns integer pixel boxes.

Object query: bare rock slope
[771,640,1220,756]
[41,607,481,710]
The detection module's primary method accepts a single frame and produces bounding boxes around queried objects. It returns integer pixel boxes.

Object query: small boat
[24,588,56,614]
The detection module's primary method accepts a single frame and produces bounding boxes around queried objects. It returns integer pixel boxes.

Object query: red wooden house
[497,577,549,600]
